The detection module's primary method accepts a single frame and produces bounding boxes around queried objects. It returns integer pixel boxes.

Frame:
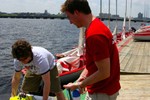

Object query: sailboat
[114,0,133,43]
[132,0,150,41]
[56,27,85,90]
[122,0,127,40]
[112,0,118,43]
[133,24,150,40]
[112,0,130,43]
[107,0,111,29]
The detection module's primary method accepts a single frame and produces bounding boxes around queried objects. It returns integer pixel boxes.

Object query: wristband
[76,82,86,94]
[76,82,82,90]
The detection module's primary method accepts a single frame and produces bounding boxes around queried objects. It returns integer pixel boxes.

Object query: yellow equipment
[9,94,33,100]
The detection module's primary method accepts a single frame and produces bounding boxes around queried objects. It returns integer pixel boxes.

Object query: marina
[1,3,150,98]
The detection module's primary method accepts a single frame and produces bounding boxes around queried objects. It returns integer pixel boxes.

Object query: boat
[112,0,133,44]
[133,25,150,41]
[132,0,150,41]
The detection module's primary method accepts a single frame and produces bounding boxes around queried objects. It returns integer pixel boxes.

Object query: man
[61,0,121,100]
[11,39,66,100]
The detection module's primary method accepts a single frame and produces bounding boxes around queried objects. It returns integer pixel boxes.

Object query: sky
[0,0,149,18]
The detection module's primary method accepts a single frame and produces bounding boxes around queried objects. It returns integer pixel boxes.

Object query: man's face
[18,56,32,64]
[66,11,82,28]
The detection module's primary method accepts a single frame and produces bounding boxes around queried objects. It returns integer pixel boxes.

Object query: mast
[116,0,118,24]
[108,0,111,28]
[122,0,127,40]
[144,1,146,19]
[129,0,132,30]
[112,0,118,42]
[100,0,102,18]
[62,27,85,57]
[78,27,85,48]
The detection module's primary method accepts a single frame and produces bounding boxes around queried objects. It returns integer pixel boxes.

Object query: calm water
[0,18,141,99]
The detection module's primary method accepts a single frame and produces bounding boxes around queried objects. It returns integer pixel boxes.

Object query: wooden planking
[118,36,133,71]
[140,56,149,73]
[140,42,150,73]
[118,37,150,73]
[131,42,143,72]
[119,42,132,63]
[133,42,150,73]
[117,75,150,100]
[119,42,134,71]
[117,36,150,99]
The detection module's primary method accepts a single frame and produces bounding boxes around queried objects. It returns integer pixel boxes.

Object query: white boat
[133,25,150,41]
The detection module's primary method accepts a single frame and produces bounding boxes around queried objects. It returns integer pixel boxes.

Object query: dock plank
[118,37,150,73]
[118,36,133,71]
[117,75,150,100]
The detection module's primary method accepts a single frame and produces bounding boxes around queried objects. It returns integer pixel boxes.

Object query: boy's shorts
[21,66,62,93]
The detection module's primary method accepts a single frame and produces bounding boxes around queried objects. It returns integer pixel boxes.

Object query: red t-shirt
[85,18,120,95]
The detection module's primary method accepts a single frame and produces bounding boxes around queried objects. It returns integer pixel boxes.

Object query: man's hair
[61,0,91,14]
[11,39,32,60]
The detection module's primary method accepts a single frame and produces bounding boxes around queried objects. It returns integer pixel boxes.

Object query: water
[0,18,142,99]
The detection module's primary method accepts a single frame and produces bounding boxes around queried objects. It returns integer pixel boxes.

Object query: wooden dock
[117,36,150,99]
[117,75,150,100]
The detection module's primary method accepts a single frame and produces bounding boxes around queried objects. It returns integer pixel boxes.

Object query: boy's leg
[21,71,42,93]
[50,66,66,100]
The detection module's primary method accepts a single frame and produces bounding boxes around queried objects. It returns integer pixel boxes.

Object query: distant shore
[0,14,149,22]
[1,11,150,22]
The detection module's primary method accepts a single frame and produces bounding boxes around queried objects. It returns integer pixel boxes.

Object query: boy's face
[18,56,32,64]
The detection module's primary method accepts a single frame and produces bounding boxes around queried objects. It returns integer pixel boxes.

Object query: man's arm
[77,68,88,82]
[64,58,110,90]
[80,58,110,88]
[80,35,111,87]
[11,71,22,97]
[42,71,50,100]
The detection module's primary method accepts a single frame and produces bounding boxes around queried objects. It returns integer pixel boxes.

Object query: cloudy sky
[0,0,149,17]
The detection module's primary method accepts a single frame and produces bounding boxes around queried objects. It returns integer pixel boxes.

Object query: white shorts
[85,92,119,100]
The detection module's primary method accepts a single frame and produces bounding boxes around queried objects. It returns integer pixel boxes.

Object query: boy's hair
[11,39,32,60]
[61,0,91,14]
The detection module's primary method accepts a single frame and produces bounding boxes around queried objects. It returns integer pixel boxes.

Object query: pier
[117,36,150,99]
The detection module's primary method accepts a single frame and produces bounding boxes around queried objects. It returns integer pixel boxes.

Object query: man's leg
[86,92,119,100]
